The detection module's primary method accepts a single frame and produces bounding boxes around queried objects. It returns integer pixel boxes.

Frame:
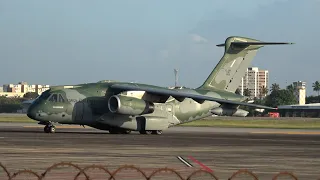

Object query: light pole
[174,69,178,87]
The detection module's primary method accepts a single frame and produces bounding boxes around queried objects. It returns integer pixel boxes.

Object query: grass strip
[0,115,35,123]
[180,119,320,129]
[1,114,320,129]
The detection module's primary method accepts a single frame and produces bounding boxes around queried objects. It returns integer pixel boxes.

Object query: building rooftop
[278,103,320,109]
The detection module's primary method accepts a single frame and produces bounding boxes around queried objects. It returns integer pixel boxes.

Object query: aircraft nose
[27,104,36,120]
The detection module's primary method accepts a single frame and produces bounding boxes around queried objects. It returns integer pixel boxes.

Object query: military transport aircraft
[27,36,292,134]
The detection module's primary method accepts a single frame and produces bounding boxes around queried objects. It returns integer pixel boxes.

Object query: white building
[238,67,269,98]
[2,82,50,96]
[293,81,306,105]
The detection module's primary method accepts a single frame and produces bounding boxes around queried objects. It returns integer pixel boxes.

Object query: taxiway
[0,123,320,179]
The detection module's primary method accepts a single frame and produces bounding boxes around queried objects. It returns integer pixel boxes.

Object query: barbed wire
[0,161,304,180]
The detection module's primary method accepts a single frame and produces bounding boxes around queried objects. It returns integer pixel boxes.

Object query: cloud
[189,33,208,44]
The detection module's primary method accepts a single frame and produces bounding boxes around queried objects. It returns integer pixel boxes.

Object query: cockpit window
[39,90,51,100]
[48,94,58,102]
[48,93,65,103]
[58,94,65,102]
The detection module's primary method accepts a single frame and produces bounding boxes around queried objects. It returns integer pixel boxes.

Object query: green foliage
[235,88,241,95]
[306,95,320,104]
[312,81,320,96]
[241,83,298,117]
[241,97,267,116]
[243,88,251,96]
[270,83,280,92]
[0,96,26,113]
[260,86,268,97]
[23,92,39,99]
[286,84,294,93]
[264,89,298,107]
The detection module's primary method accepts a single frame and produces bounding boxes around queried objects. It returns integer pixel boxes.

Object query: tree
[0,96,24,113]
[259,86,268,98]
[235,88,241,95]
[306,95,320,104]
[286,84,294,93]
[265,89,298,107]
[23,92,39,99]
[270,83,280,92]
[243,88,251,97]
[312,81,320,96]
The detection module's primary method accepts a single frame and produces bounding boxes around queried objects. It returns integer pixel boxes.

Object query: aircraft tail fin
[197,36,293,92]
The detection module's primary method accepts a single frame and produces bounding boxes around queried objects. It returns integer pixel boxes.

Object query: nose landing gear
[44,124,56,133]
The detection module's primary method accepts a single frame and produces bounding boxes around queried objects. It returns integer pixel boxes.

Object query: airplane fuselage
[27,81,245,133]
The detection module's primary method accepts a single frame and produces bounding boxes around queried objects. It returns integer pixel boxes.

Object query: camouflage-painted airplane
[27,36,292,134]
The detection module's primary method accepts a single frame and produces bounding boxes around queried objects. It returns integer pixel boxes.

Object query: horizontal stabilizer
[217,42,294,47]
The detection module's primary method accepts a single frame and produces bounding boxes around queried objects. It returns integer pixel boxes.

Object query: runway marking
[177,156,193,167]
[188,156,213,173]
[250,131,320,135]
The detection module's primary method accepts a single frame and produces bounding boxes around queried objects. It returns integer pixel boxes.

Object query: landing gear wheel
[49,126,56,133]
[152,130,162,135]
[122,130,131,134]
[109,127,131,134]
[44,125,56,133]
[139,130,152,134]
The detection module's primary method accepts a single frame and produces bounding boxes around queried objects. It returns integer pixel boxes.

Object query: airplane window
[48,94,58,102]
[40,90,51,100]
[58,94,65,102]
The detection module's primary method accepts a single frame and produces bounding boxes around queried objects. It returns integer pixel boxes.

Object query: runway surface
[0,123,320,179]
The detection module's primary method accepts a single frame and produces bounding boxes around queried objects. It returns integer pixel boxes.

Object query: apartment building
[2,81,50,97]
[238,67,269,98]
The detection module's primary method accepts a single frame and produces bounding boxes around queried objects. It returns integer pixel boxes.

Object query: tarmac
[0,123,320,179]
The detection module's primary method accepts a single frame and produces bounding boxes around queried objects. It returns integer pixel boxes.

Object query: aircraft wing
[109,83,275,110]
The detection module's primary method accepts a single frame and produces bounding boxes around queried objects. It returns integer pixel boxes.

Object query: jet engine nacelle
[211,107,249,117]
[108,95,155,115]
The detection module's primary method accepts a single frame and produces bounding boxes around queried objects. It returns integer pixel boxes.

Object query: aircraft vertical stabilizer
[197,36,293,92]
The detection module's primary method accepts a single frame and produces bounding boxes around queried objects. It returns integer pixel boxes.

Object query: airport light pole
[174,68,178,87]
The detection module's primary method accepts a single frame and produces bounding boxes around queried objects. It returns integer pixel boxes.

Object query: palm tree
[235,88,241,95]
[270,83,280,92]
[260,86,268,97]
[243,88,251,97]
[312,81,320,96]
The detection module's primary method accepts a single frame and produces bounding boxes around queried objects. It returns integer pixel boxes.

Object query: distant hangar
[277,103,320,117]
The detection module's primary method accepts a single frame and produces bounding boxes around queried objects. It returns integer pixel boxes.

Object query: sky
[0,0,319,95]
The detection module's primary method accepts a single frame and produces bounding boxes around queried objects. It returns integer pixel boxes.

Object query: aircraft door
[73,99,93,124]
[73,101,84,122]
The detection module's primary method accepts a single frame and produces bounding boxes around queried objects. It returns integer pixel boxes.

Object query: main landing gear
[139,130,163,135]
[108,127,131,134]
[108,127,163,135]
[44,124,56,133]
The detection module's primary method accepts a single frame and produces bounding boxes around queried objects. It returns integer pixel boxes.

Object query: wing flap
[110,83,275,110]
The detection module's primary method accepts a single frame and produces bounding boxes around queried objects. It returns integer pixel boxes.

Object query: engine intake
[108,95,155,115]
